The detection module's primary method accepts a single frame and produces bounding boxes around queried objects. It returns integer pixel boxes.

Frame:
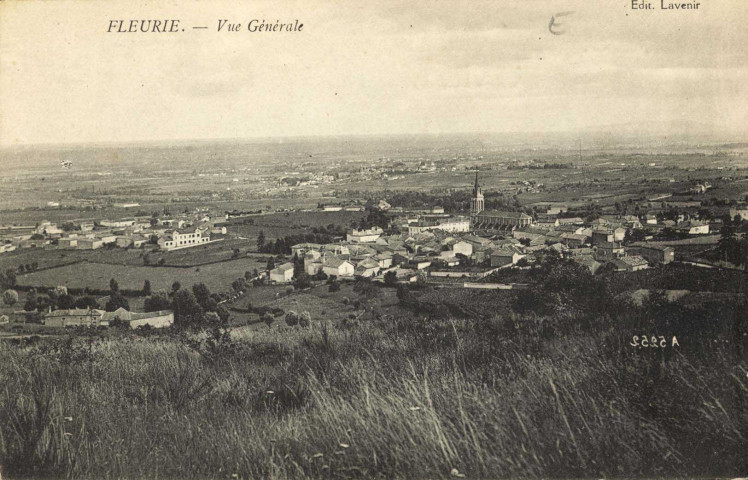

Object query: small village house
[269,263,295,283]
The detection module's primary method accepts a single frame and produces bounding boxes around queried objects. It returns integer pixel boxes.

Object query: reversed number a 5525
[630,335,680,348]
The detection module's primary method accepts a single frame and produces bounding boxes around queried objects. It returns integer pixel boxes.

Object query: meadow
[16,257,266,293]
[0,258,745,479]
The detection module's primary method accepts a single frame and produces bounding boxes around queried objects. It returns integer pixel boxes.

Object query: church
[470,172,533,230]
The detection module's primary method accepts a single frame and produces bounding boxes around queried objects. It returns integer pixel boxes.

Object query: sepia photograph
[0,0,746,478]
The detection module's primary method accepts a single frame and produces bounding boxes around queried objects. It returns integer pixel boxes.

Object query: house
[130,235,148,248]
[676,221,709,235]
[101,308,174,328]
[560,233,588,248]
[101,219,136,228]
[593,242,625,260]
[373,252,393,269]
[591,229,614,245]
[622,215,643,229]
[452,241,473,257]
[385,267,418,282]
[645,214,658,225]
[291,243,348,257]
[630,244,675,264]
[116,236,135,248]
[355,258,381,278]
[378,200,392,211]
[408,257,432,270]
[269,263,295,283]
[549,243,568,255]
[408,216,470,234]
[546,205,568,215]
[305,261,323,276]
[59,237,78,248]
[729,206,748,221]
[613,227,627,242]
[347,226,383,243]
[535,221,559,230]
[610,255,649,272]
[573,256,603,274]
[558,217,584,225]
[77,237,103,250]
[490,251,525,268]
[158,228,210,250]
[43,309,105,327]
[512,229,547,245]
[323,257,355,277]
[472,210,533,230]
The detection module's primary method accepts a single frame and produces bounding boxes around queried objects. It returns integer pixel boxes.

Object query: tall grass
[0,302,745,479]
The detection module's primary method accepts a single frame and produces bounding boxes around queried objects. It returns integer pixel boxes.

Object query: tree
[2,289,18,307]
[232,277,248,293]
[74,295,99,310]
[56,294,76,310]
[263,314,274,328]
[105,292,130,312]
[144,290,172,312]
[293,272,311,290]
[266,256,276,271]
[24,292,38,312]
[143,280,152,296]
[359,206,390,230]
[383,270,398,287]
[4,269,16,288]
[172,289,203,327]
[109,278,119,293]
[257,230,266,251]
[171,281,181,294]
[353,277,380,300]
[192,283,215,312]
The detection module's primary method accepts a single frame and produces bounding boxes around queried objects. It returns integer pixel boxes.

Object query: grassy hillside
[0,264,745,479]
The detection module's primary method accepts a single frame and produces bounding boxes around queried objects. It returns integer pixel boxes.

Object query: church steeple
[471,170,484,216]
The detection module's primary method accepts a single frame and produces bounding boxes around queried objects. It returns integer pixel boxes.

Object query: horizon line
[2,127,746,151]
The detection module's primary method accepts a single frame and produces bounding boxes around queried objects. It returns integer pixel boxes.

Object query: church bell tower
[470,171,484,216]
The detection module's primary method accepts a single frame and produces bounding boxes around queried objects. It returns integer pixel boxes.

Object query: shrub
[285,311,299,327]
[298,311,311,328]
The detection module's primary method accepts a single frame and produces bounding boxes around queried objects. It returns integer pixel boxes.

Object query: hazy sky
[1,0,746,146]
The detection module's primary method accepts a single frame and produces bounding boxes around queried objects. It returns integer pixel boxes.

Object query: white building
[408,216,470,235]
[323,257,355,277]
[269,263,295,283]
[347,226,383,243]
[158,228,210,250]
[452,241,473,257]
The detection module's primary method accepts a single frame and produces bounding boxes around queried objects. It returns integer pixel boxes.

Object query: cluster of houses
[0,213,229,254]
[265,210,681,285]
[41,307,174,329]
[265,173,721,284]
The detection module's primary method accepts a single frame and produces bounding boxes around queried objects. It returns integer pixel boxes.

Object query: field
[16,257,267,293]
[228,210,364,246]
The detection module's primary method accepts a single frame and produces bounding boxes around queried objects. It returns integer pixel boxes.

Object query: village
[1,170,746,332]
